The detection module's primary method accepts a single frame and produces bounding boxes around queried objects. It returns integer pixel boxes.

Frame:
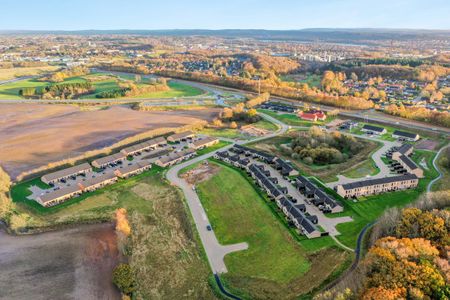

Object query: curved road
[427,143,450,192]
[166,112,288,274]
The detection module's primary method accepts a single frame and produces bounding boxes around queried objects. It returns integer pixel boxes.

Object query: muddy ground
[0,223,122,300]
[181,162,220,185]
[0,104,220,179]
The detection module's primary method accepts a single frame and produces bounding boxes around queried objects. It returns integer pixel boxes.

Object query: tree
[222,107,233,119]
[229,121,238,129]
[112,264,135,295]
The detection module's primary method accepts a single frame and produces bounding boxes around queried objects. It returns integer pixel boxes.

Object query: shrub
[112,263,135,295]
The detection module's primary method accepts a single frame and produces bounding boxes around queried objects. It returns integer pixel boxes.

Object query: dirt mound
[182,162,221,185]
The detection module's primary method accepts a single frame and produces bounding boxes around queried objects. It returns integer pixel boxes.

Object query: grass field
[0,73,204,100]
[259,109,335,127]
[280,73,322,88]
[433,149,450,191]
[196,161,351,299]
[195,140,232,156]
[342,153,380,179]
[0,66,59,81]
[12,168,216,299]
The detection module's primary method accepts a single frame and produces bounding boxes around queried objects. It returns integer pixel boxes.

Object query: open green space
[0,73,204,100]
[195,140,232,156]
[196,161,351,299]
[259,109,335,127]
[280,73,322,88]
[342,153,380,178]
[253,118,279,131]
[198,127,246,139]
[433,148,450,192]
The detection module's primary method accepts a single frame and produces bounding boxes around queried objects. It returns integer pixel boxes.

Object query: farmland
[0,66,59,81]
[0,103,220,179]
[0,73,204,100]
[195,162,350,299]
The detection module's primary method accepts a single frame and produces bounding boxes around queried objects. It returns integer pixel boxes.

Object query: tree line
[384,104,450,128]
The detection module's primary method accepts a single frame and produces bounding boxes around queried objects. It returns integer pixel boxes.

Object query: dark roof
[397,144,413,155]
[233,145,275,162]
[362,124,385,132]
[393,130,418,139]
[284,201,318,234]
[399,155,418,170]
[341,174,418,190]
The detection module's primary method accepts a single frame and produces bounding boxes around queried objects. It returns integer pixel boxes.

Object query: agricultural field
[0,66,59,81]
[0,223,122,300]
[11,168,217,299]
[195,162,351,300]
[0,72,204,100]
[0,103,220,179]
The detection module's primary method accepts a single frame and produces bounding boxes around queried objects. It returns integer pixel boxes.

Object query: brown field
[0,66,59,81]
[416,139,440,151]
[0,223,122,300]
[0,104,220,179]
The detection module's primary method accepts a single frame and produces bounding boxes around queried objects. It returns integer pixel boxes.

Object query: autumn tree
[113,263,135,295]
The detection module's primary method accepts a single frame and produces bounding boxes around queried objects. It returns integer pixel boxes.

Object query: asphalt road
[427,143,450,192]
[165,112,288,274]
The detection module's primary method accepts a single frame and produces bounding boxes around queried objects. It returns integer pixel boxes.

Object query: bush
[112,263,135,295]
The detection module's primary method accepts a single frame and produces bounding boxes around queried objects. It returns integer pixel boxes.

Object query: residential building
[392,152,424,178]
[273,158,299,176]
[41,163,92,184]
[155,149,196,167]
[78,172,118,192]
[167,131,195,143]
[36,185,82,207]
[120,137,167,156]
[361,124,387,135]
[92,153,126,169]
[336,174,419,198]
[392,130,420,142]
[114,160,152,178]
[188,137,219,150]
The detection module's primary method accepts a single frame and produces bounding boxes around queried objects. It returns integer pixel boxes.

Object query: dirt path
[0,223,122,300]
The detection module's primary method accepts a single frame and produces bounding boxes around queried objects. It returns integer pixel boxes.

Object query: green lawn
[280,73,322,88]
[253,119,279,131]
[198,128,246,139]
[195,140,232,156]
[197,161,351,299]
[259,109,333,127]
[342,155,380,178]
[197,163,311,283]
[130,81,204,98]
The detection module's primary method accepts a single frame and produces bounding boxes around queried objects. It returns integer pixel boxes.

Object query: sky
[1,0,449,31]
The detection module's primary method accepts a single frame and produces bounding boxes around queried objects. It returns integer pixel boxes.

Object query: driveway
[327,134,401,188]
